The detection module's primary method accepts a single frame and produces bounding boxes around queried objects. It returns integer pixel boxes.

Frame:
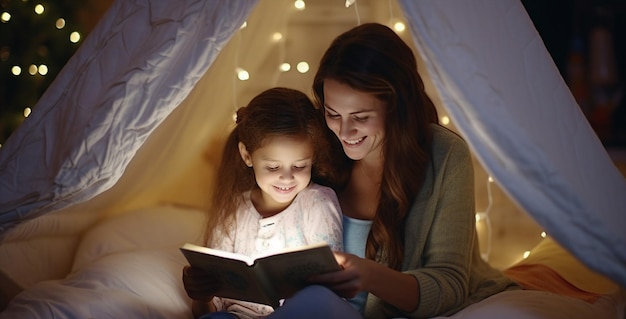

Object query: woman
[268,22,518,319]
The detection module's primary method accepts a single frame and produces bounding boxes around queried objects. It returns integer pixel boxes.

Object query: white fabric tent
[0,0,624,293]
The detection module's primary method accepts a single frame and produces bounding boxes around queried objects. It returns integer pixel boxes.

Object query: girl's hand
[182,265,222,302]
[309,251,374,298]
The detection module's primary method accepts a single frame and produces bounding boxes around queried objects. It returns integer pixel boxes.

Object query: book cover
[179,242,341,308]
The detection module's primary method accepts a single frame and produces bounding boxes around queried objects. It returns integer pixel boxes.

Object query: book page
[181,243,255,265]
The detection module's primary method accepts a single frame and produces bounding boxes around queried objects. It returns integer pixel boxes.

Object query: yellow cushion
[510,237,618,295]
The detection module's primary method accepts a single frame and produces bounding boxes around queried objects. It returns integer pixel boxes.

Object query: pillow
[505,237,618,295]
[2,249,193,319]
[72,205,205,271]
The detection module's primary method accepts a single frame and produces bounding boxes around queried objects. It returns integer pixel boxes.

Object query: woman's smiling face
[322,78,386,162]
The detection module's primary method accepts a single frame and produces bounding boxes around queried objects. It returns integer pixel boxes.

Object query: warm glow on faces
[239,135,314,212]
[323,79,386,161]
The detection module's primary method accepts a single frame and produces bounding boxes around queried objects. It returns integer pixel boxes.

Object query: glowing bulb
[236,67,249,81]
[488,176,494,183]
[240,21,247,29]
[523,251,531,259]
[475,212,487,222]
[11,66,21,75]
[296,61,309,73]
[34,4,44,15]
[1,12,11,23]
[232,112,237,122]
[56,18,65,29]
[279,63,291,72]
[393,22,406,32]
[38,64,48,75]
[23,107,32,118]
[441,116,450,125]
[272,32,283,42]
[70,31,81,43]
[28,64,37,75]
[540,231,547,238]
[294,0,305,10]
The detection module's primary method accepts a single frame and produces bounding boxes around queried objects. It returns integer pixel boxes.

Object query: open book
[179,242,341,308]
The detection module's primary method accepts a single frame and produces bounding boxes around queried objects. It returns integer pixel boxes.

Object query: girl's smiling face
[322,78,386,162]
[239,135,313,214]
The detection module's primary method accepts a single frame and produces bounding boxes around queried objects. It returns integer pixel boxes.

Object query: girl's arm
[182,265,220,318]
[191,299,216,319]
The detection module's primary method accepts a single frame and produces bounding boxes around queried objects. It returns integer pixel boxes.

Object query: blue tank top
[342,215,372,313]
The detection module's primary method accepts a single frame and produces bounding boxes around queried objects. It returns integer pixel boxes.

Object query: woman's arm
[399,129,477,317]
[313,129,477,317]
[314,252,420,312]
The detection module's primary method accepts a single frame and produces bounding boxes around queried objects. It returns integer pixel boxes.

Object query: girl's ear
[238,142,253,167]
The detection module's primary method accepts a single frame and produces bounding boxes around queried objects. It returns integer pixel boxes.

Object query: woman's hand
[309,251,375,298]
[311,252,420,312]
[182,265,221,302]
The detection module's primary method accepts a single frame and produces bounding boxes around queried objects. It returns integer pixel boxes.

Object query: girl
[183,87,344,319]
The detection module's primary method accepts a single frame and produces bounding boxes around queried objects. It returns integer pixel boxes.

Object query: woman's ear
[238,142,253,167]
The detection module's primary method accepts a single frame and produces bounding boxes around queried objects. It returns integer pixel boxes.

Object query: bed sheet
[435,289,625,319]
[2,205,624,319]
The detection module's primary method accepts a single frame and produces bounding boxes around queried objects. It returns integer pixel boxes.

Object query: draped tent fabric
[0,0,259,232]
[398,0,626,286]
[0,0,624,297]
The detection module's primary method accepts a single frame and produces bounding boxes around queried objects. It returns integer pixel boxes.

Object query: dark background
[522,0,626,148]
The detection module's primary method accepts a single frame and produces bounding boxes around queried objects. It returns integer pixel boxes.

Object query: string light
[55,18,65,29]
[272,32,283,42]
[236,67,249,81]
[440,116,450,125]
[477,176,494,261]
[23,107,32,118]
[350,0,361,25]
[11,66,21,76]
[294,0,305,10]
[28,64,37,75]
[34,4,44,15]
[279,63,291,72]
[69,31,81,43]
[393,21,406,32]
[296,61,309,73]
[38,64,48,75]
[1,12,11,23]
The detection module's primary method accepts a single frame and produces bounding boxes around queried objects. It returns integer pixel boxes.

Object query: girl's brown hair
[313,23,438,270]
[204,87,339,246]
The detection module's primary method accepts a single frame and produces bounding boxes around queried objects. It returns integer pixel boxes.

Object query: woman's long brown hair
[313,23,438,270]
[203,87,339,246]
